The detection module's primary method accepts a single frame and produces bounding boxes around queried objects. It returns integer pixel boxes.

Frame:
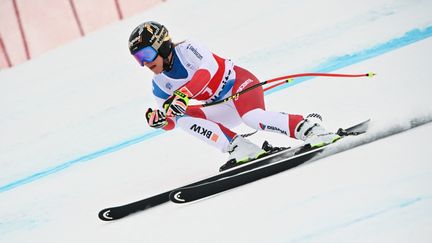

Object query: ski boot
[219,137,290,172]
[295,113,341,148]
[219,135,266,172]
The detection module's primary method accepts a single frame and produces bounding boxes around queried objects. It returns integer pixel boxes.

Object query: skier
[129,21,340,168]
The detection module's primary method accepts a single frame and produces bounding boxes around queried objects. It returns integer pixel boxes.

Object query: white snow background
[1,0,432,242]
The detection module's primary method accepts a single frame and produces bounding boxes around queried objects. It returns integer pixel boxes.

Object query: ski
[169,147,324,203]
[98,119,370,220]
[98,145,298,221]
[169,119,370,203]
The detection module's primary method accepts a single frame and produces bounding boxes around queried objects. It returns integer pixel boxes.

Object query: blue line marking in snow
[265,26,432,95]
[0,130,164,193]
[1,26,431,194]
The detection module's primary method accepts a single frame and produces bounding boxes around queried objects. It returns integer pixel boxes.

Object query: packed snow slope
[1,0,431,242]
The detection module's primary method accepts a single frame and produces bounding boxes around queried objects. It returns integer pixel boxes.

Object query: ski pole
[189,72,375,108]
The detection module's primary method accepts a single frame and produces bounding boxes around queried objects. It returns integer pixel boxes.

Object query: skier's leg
[174,107,236,153]
[182,106,265,162]
[232,65,304,138]
[241,108,304,138]
[232,65,339,147]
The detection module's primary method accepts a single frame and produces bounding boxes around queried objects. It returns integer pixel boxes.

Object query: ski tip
[98,208,116,221]
[169,190,188,204]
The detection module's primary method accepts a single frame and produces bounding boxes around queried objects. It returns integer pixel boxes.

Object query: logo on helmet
[144,23,154,35]
[129,36,142,48]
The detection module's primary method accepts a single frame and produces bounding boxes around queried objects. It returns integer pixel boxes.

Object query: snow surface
[1,0,432,242]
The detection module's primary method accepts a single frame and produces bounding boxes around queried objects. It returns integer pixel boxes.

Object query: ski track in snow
[317,113,432,160]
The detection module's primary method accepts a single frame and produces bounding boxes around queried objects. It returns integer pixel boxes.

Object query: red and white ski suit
[151,40,304,152]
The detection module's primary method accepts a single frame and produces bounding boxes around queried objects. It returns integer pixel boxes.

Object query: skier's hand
[163,89,189,117]
[146,108,167,128]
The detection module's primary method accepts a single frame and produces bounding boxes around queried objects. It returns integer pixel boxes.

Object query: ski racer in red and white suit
[129,21,340,164]
[151,40,304,152]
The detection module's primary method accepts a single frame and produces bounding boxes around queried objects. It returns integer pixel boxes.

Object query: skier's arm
[177,42,219,98]
[178,67,214,98]
[149,81,176,130]
[163,43,219,116]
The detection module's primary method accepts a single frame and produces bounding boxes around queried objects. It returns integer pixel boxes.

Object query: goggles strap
[163,49,174,71]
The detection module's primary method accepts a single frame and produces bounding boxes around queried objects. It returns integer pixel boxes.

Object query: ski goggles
[133,46,158,66]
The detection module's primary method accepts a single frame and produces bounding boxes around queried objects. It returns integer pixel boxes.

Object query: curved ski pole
[189,72,375,108]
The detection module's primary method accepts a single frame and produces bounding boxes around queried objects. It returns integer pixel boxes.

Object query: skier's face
[143,55,164,74]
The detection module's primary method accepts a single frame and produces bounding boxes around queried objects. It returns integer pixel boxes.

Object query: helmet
[128,21,173,59]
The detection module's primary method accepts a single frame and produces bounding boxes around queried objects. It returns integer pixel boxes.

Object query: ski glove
[163,89,190,117]
[146,108,167,128]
